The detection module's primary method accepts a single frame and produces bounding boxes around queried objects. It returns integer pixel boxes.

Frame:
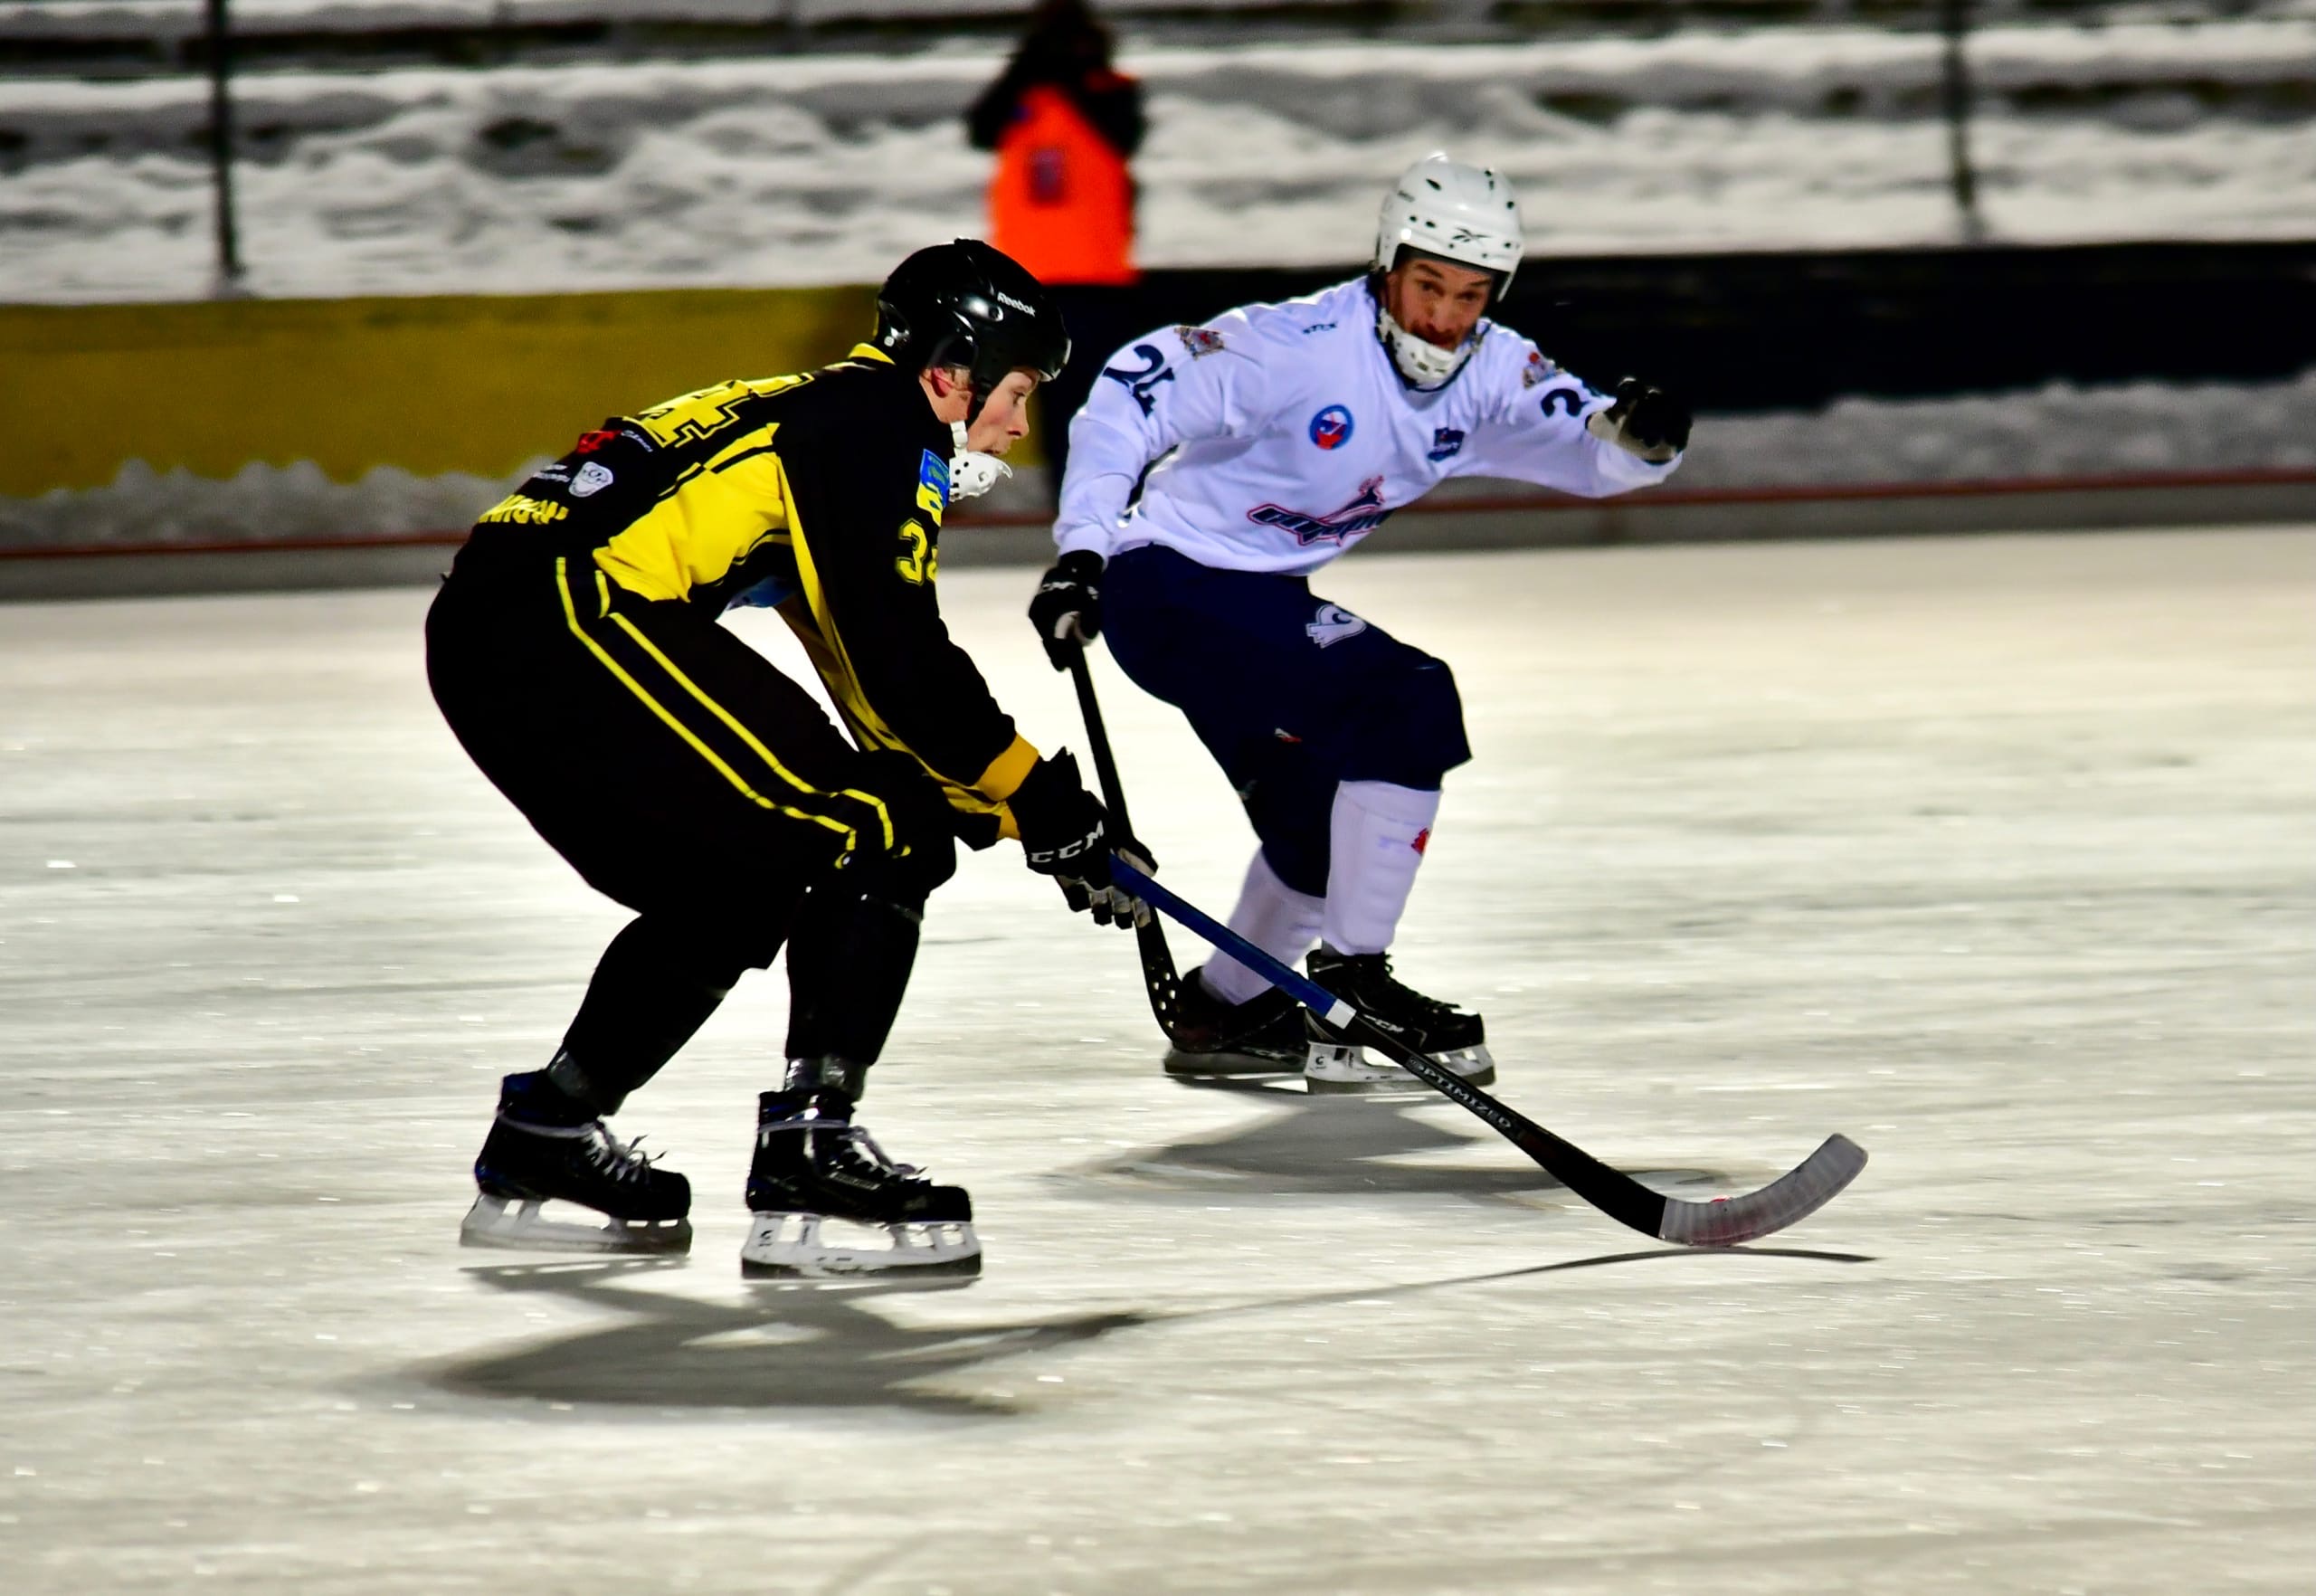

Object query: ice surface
[3,528,2312,1593]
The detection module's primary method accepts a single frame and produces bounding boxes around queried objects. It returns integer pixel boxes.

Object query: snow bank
[8,371,2311,548]
[0,456,544,548]
[2,24,2311,304]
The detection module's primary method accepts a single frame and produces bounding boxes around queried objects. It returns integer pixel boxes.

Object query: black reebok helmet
[872,240,1070,405]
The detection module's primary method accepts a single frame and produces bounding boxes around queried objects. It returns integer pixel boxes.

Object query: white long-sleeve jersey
[1054,277,1681,576]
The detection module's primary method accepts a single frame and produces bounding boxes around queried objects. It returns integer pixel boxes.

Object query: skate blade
[1163,1045,1306,1079]
[740,1211,982,1280]
[460,1194,693,1256]
[1303,1041,1496,1094]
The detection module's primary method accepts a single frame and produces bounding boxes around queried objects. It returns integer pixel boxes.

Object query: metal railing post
[1939,0,1987,242]
[205,0,246,293]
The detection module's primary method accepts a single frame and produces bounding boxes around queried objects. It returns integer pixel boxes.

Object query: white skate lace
[581,1126,662,1185]
[760,1114,928,1182]
[840,1124,924,1181]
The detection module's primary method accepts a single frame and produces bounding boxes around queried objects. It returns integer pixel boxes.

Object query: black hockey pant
[424,546,956,1109]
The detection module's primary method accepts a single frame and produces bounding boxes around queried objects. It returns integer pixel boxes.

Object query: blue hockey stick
[1109,859,1864,1246]
[1068,651,1865,1247]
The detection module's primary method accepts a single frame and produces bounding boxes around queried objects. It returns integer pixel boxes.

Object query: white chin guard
[1375,303,1478,390]
[947,420,1012,501]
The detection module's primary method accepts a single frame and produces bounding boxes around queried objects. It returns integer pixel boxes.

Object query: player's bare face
[1385,258,1494,350]
[966,369,1039,455]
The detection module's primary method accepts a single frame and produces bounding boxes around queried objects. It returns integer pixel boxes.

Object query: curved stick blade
[1655,1135,1869,1247]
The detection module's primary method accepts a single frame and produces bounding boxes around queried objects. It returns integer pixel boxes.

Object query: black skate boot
[461,1070,693,1252]
[1161,964,1309,1078]
[1301,946,1495,1093]
[740,1061,979,1279]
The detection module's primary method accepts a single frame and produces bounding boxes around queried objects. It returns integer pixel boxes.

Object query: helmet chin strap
[947,419,1012,501]
[1374,301,1478,390]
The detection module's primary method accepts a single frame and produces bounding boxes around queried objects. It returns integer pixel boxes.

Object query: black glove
[1610,376,1692,453]
[1008,751,1150,929]
[1028,551,1105,670]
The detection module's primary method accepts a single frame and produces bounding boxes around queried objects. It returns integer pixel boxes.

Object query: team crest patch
[1520,350,1560,389]
[1428,427,1466,462]
[1305,603,1369,649]
[1174,325,1228,358]
[1308,404,1355,451]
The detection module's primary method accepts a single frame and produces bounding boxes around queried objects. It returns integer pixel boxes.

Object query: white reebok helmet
[1372,153,1524,388]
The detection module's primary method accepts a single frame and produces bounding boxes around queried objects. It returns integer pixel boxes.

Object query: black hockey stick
[1064,640,1200,1039]
[1066,649,1867,1247]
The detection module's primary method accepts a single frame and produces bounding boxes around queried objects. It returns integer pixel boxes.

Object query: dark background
[1135,242,2316,413]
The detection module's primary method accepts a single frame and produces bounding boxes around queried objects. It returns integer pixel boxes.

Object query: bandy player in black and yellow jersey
[425,242,1133,1278]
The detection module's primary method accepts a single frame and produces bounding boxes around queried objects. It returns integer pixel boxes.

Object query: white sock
[1201,849,1324,1006]
[1321,780,1441,956]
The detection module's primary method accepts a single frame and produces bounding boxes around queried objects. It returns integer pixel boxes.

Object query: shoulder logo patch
[916,449,951,522]
[1520,350,1560,389]
[570,461,615,498]
[1174,324,1228,358]
[1308,404,1355,451]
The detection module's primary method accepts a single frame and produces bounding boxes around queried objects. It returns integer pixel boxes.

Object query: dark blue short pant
[1102,543,1471,898]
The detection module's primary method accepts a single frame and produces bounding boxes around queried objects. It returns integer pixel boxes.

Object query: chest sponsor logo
[1174,325,1228,358]
[1308,404,1355,451]
[1428,427,1466,462]
[1301,321,1337,335]
[1305,603,1370,650]
[1248,475,1391,547]
[477,493,567,527]
[570,461,615,498]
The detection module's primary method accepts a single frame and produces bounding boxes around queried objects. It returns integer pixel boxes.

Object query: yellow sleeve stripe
[554,558,866,851]
[594,574,818,799]
[973,735,1040,803]
[603,607,897,853]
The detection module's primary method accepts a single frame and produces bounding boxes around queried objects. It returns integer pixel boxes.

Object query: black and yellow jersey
[469,347,1038,835]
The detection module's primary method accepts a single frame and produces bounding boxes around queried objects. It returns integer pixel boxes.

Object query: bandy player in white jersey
[1029,154,1691,1089]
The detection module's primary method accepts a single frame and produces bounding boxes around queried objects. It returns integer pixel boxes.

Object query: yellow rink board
[0,286,910,499]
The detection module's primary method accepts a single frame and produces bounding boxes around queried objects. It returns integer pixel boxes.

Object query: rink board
[4,472,2312,603]
[0,285,878,498]
[2,530,2311,1594]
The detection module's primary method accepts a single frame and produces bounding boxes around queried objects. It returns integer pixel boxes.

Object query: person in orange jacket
[969,0,1146,500]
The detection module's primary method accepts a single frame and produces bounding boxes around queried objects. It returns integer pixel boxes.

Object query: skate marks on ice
[417,1260,1148,1418]
[413,1243,1871,1418]
[1064,1089,1732,1208]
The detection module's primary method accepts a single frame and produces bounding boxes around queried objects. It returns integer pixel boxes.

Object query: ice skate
[741,1088,980,1279]
[460,1072,693,1254]
[1301,947,1495,1093]
[1162,964,1309,1078]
